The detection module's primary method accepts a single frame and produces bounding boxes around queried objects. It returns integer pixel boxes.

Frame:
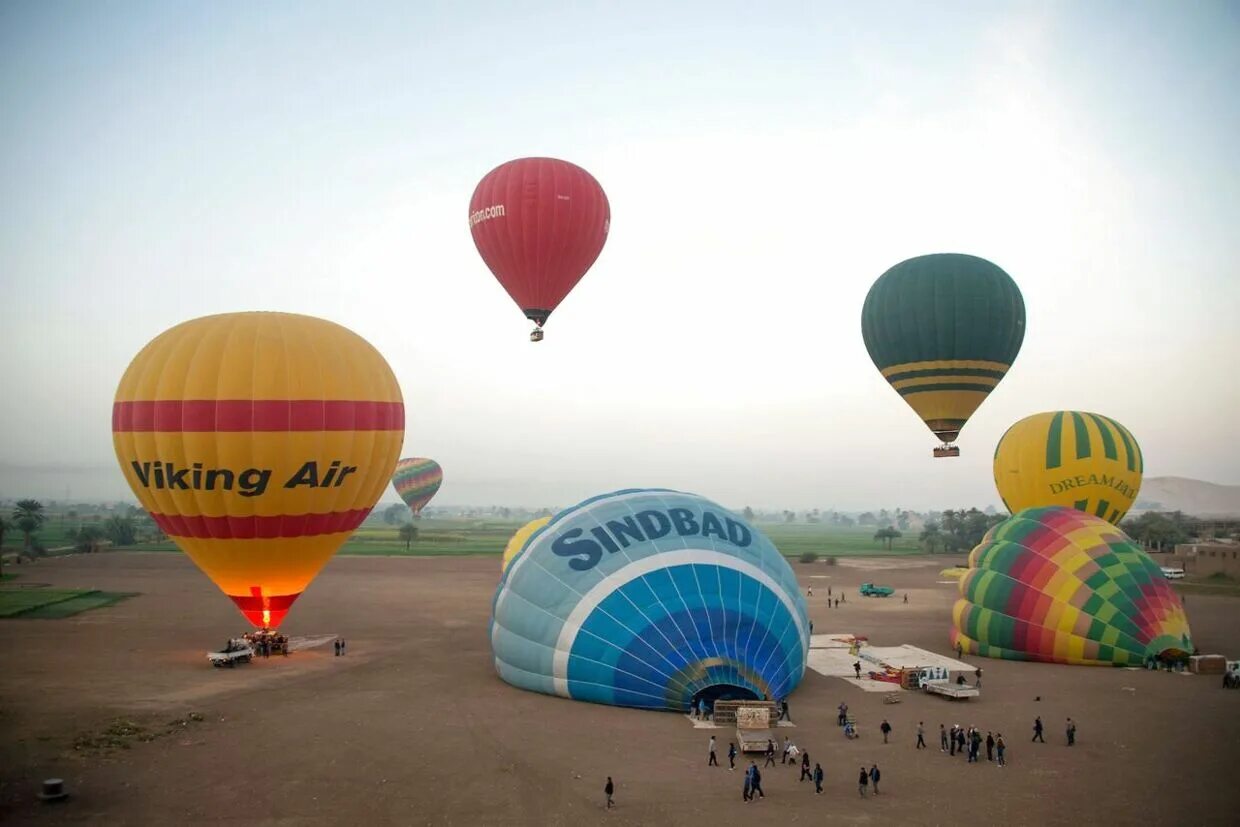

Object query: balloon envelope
[392,458,443,518]
[501,516,551,572]
[994,411,1143,524]
[862,253,1025,445]
[491,489,810,711]
[469,157,610,328]
[112,312,404,628]
[951,507,1192,666]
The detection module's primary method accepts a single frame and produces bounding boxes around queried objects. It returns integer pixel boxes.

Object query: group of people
[242,631,289,657]
[696,732,880,803]
[937,723,1007,766]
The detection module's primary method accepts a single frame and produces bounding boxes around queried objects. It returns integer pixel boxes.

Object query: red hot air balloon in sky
[469,157,610,341]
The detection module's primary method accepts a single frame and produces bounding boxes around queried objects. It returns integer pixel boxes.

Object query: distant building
[1169,543,1240,578]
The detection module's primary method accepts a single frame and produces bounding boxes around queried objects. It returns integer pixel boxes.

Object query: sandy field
[2,551,1238,826]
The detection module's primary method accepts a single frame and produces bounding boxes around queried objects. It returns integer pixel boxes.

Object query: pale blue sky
[1,1,1237,509]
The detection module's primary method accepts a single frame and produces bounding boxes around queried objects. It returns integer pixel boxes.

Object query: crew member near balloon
[112,312,405,630]
[861,253,1025,457]
[469,157,610,342]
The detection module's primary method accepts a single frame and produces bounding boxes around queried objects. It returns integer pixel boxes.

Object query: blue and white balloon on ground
[490,489,810,711]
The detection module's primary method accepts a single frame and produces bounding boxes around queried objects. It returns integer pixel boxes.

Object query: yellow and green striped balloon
[861,254,1025,450]
[994,411,1143,525]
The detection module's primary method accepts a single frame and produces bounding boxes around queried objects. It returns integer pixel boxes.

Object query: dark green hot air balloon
[861,253,1025,456]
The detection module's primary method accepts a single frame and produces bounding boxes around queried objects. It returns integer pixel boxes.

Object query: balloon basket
[530,328,544,342]
[933,445,960,458]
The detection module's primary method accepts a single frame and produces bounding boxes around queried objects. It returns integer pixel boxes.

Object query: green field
[8,511,927,560]
[0,588,137,619]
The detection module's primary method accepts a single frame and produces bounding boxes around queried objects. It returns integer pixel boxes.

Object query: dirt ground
[2,551,1238,826]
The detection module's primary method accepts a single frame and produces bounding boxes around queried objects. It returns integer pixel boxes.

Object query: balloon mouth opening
[523,309,551,326]
[229,592,301,630]
[691,684,761,707]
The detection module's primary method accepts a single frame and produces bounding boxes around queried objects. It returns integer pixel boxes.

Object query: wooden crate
[712,699,777,727]
[1190,655,1227,675]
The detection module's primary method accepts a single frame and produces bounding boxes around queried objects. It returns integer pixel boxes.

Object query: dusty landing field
[2,552,1238,826]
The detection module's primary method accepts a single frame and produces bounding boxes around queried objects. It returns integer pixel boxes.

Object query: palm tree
[873,526,902,550]
[73,525,104,553]
[919,521,944,554]
[12,499,45,554]
[398,523,418,551]
[103,515,137,547]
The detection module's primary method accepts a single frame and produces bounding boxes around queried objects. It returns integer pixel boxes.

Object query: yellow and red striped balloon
[112,312,404,628]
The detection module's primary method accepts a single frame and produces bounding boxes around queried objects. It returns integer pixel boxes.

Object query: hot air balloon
[501,515,551,573]
[951,506,1192,666]
[112,312,404,629]
[491,489,809,711]
[469,157,610,342]
[861,253,1025,457]
[391,458,443,519]
[994,411,1143,525]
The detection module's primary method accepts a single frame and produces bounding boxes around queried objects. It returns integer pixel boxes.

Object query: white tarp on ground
[806,638,973,691]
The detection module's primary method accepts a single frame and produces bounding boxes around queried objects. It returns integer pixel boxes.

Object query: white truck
[207,640,254,668]
[916,666,980,700]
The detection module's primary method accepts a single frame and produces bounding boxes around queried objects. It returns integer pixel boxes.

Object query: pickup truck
[207,642,254,668]
[859,582,895,597]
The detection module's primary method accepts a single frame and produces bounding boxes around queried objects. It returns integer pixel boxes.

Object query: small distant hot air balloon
[112,312,405,629]
[994,411,1143,524]
[391,458,443,519]
[469,157,610,342]
[501,516,551,573]
[862,254,1025,457]
[951,507,1192,666]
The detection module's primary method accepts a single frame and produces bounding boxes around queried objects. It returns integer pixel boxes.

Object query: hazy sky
[1,1,1237,511]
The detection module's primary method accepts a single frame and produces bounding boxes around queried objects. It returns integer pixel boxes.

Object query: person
[743,767,753,802]
[957,727,967,756]
[340,638,347,655]
[956,641,964,658]
[750,764,765,799]
[858,766,869,797]
[1066,718,1076,746]
[880,719,891,744]
[728,741,737,770]
[949,725,957,756]
[903,593,908,604]
[838,702,848,726]
[808,587,813,598]
[996,734,1006,767]
[916,721,926,749]
[869,764,881,795]
[940,723,948,752]
[813,762,824,794]
[986,731,995,762]
[1032,716,1045,743]
[956,674,967,685]
[605,777,615,809]
[854,661,862,679]
[782,736,792,763]
[709,735,718,766]
[971,728,982,762]
[764,739,776,767]
[844,720,857,739]
[780,698,790,722]
[834,598,839,608]
[828,585,832,597]
[800,752,812,781]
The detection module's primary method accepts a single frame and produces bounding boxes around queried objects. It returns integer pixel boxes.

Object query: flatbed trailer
[923,679,979,700]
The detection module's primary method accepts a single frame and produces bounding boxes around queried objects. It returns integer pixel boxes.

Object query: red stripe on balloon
[228,590,302,629]
[111,400,404,432]
[150,508,371,539]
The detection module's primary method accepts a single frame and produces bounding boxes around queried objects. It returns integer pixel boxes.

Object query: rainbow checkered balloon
[951,506,1192,666]
[391,457,443,518]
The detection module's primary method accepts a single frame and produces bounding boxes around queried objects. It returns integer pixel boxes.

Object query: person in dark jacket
[916,721,926,749]
[800,752,812,781]
[743,765,753,802]
[605,777,615,809]
[858,766,869,797]
[813,763,824,794]
[869,764,881,794]
[750,765,765,799]
[1066,718,1077,746]
[986,731,995,761]
[764,739,776,767]
[880,719,892,743]
[728,741,737,770]
[940,723,948,752]
[1032,716,1045,742]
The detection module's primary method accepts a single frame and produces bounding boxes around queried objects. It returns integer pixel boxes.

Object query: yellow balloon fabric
[112,312,404,628]
[501,516,552,572]
[993,411,1143,525]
